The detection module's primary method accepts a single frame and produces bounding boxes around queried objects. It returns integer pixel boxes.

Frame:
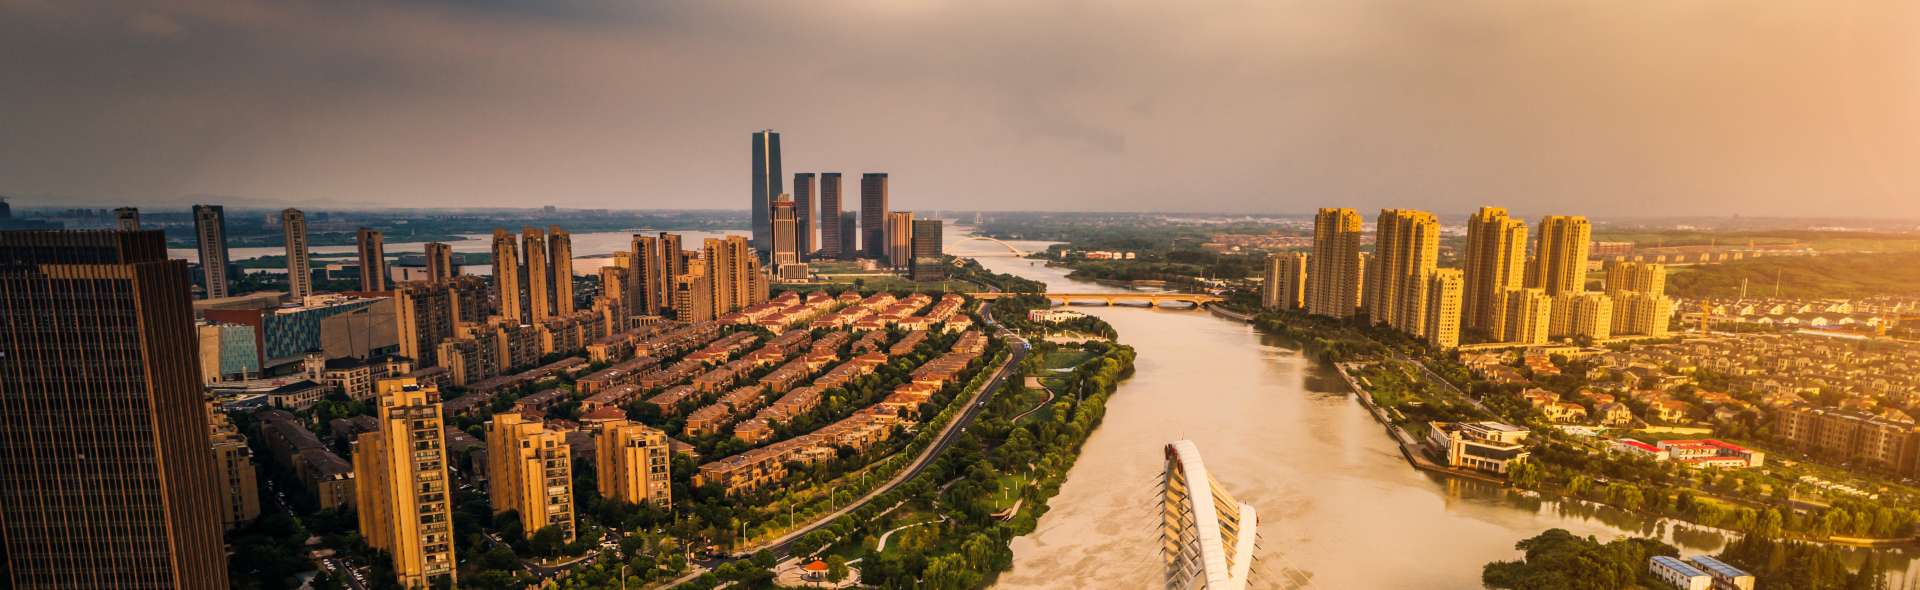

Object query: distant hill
[1667,252,1920,299]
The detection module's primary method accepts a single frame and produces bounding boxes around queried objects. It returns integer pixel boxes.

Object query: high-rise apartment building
[885,211,914,269]
[549,226,574,316]
[819,173,844,259]
[396,281,458,368]
[424,242,456,283]
[0,230,229,588]
[629,235,662,316]
[492,229,523,324]
[357,227,388,292]
[487,413,575,542]
[1527,215,1591,295]
[597,419,672,508]
[861,173,889,259]
[793,173,815,257]
[674,262,714,322]
[1612,291,1674,337]
[523,227,552,322]
[910,218,945,281]
[282,208,313,299]
[658,232,685,312]
[771,199,800,266]
[354,378,457,587]
[1462,207,1528,336]
[1423,269,1465,349]
[706,237,756,317]
[751,130,783,253]
[194,204,231,299]
[1550,292,1614,341]
[1366,209,1440,334]
[838,212,858,259]
[1494,288,1553,345]
[1603,260,1667,298]
[115,206,140,231]
[1261,252,1308,311]
[208,409,261,531]
[1306,208,1364,318]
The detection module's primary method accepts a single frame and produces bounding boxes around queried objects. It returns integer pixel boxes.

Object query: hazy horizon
[4,0,1916,217]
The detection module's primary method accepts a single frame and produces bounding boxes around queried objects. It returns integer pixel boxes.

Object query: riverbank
[1335,362,1511,487]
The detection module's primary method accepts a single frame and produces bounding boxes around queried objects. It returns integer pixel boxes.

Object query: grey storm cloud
[1,0,1916,218]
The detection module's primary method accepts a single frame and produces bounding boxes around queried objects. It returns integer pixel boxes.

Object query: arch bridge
[969,291,1223,308]
[961,236,1029,256]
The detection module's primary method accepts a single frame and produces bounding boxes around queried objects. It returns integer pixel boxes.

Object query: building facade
[861,173,889,259]
[1527,215,1592,296]
[194,204,232,299]
[486,413,575,542]
[493,229,522,324]
[792,172,814,257]
[282,208,313,299]
[549,226,574,316]
[771,199,800,266]
[1306,208,1364,318]
[910,218,945,281]
[354,378,458,587]
[597,419,673,508]
[424,242,456,283]
[819,172,843,259]
[1261,252,1308,311]
[1462,207,1528,336]
[885,210,914,269]
[0,230,230,589]
[751,130,782,253]
[358,227,388,292]
[1366,209,1440,334]
[1424,268,1464,348]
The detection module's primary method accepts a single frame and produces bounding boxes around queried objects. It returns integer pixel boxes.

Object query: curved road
[664,301,1029,587]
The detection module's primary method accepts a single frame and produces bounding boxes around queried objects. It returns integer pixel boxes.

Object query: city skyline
[3,2,1916,218]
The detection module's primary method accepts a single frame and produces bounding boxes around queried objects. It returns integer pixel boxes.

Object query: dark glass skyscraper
[0,230,229,589]
[792,172,814,258]
[819,172,843,259]
[750,130,782,253]
[860,173,888,258]
[838,212,858,260]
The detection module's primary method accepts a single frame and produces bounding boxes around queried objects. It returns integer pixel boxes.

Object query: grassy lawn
[986,472,1034,513]
[1039,348,1097,371]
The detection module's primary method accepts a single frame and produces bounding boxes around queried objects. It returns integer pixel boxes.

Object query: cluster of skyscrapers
[749,130,946,281]
[1265,206,1673,348]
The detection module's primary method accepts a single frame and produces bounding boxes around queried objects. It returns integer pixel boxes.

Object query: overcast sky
[2,0,1916,217]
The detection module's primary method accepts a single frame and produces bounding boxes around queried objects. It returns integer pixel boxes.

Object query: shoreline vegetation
[1244,307,1920,547]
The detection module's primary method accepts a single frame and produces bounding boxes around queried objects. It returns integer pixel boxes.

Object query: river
[942,233,1920,589]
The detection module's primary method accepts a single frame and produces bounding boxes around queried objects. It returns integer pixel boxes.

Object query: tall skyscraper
[523,227,551,322]
[114,206,140,231]
[424,242,456,283]
[357,227,387,292]
[819,172,844,259]
[628,234,662,316]
[597,419,672,508]
[1365,209,1440,334]
[793,172,815,257]
[910,218,945,280]
[486,413,575,543]
[1462,207,1528,336]
[193,204,231,299]
[1528,215,1592,295]
[770,199,800,266]
[281,208,314,299]
[0,230,229,589]
[492,229,523,324]
[861,173,889,258]
[354,378,457,587]
[1423,269,1465,349]
[1262,252,1308,311]
[885,210,914,269]
[1306,208,1364,318]
[750,130,783,253]
[549,226,574,315]
[838,212,858,260]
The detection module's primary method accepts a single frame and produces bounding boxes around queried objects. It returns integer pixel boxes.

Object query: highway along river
[946,234,1917,589]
